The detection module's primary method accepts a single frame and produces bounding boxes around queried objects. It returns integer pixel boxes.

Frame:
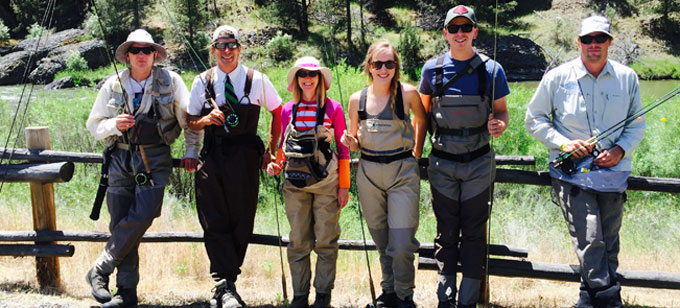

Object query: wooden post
[26,126,60,290]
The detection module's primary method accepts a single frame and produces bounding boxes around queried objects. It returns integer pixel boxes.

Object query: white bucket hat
[115,29,167,64]
[212,25,240,43]
[578,15,613,37]
[286,56,332,92]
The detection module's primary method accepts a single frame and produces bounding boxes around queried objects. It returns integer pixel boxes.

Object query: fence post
[26,126,60,289]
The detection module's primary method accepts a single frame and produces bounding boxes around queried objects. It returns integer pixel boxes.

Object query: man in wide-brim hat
[85,28,200,308]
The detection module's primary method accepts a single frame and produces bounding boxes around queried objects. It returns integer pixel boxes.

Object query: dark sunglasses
[297,70,319,78]
[372,60,396,70]
[128,46,155,55]
[446,24,474,34]
[213,41,240,50]
[579,34,611,44]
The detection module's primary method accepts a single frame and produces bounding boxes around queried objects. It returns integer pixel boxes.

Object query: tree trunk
[346,0,354,51]
[300,0,309,35]
[133,0,140,28]
[188,0,194,47]
[212,0,220,18]
[359,0,366,48]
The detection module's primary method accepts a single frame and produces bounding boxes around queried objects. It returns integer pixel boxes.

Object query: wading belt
[431,144,490,163]
[361,151,412,164]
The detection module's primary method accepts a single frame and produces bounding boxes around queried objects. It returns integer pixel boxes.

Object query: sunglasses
[128,46,155,55]
[213,41,240,50]
[446,24,474,34]
[579,34,611,44]
[372,60,396,70]
[297,70,319,78]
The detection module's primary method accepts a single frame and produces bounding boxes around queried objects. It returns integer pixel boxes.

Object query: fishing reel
[554,148,600,177]
[134,172,154,186]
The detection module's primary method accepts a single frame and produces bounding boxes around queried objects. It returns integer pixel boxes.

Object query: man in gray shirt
[525,15,645,307]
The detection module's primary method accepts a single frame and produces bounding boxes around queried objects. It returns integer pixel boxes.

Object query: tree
[167,0,210,65]
[10,0,89,36]
[257,0,311,35]
[655,0,680,24]
[85,0,152,46]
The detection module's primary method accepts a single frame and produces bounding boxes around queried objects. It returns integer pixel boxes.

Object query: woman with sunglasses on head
[85,29,200,308]
[341,40,426,308]
[266,56,349,308]
[417,5,510,308]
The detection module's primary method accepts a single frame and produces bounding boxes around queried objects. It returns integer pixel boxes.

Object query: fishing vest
[430,53,491,161]
[357,83,415,163]
[282,101,334,188]
[200,67,259,138]
[112,67,181,146]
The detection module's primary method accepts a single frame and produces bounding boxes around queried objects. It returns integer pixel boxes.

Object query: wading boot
[397,296,416,308]
[311,292,331,308]
[289,294,309,308]
[102,288,137,308]
[85,267,111,303]
[437,300,455,308]
[375,291,399,308]
[210,279,243,308]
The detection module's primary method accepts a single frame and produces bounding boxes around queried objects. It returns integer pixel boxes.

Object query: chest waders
[428,54,496,306]
[282,101,334,188]
[356,84,421,302]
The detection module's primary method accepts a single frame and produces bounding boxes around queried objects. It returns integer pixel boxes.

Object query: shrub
[0,21,9,41]
[66,52,89,71]
[397,24,423,82]
[267,31,295,62]
[26,23,49,39]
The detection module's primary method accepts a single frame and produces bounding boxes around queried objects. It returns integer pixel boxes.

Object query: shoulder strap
[358,87,369,120]
[291,102,299,125]
[434,54,445,91]
[243,68,254,97]
[394,82,405,120]
[204,68,216,101]
[316,99,327,126]
[432,53,486,98]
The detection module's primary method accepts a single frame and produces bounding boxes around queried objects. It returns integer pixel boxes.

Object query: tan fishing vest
[357,83,414,157]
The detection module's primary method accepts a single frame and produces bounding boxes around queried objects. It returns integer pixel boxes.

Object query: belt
[361,151,413,164]
[431,144,491,163]
[436,123,487,137]
[116,143,166,151]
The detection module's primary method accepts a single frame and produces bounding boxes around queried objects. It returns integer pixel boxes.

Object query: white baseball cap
[212,25,239,43]
[578,15,613,37]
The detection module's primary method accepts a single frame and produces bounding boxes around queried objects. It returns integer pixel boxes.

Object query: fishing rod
[551,84,680,168]
[0,0,56,194]
[159,0,232,135]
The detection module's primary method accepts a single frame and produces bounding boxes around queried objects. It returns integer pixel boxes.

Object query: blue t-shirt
[418,53,510,100]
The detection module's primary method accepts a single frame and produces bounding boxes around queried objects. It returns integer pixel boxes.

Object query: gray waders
[356,85,420,301]
[428,53,495,306]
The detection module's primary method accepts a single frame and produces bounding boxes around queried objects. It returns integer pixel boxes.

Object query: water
[0,85,95,107]
[512,80,679,100]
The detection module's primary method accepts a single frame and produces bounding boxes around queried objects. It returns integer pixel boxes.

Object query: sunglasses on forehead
[128,46,155,55]
[297,70,319,78]
[372,60,396,70]
[213,41,240,50]
[446,24,474,34]
[579,34,611,44]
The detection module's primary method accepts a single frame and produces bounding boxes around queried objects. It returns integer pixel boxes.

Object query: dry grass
[2,192,680,308]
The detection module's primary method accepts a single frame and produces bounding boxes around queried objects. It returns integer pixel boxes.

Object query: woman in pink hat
[266,56,350,308]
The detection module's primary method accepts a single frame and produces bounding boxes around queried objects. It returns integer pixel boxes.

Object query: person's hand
[203,109,225,126]
[340,130,359,151]
[266,162,282,176]
[180,158,200,172]
[338,188,349,209]
[115,114,135,131]
[594,145,624,168]
[561,140,595,159]
[260,152,273,169]
[487,114,506,138]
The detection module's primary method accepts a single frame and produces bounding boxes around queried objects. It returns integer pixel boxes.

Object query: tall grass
[1,66,680,306]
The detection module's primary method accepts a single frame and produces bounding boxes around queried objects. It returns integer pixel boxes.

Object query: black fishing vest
[200,67,259,138]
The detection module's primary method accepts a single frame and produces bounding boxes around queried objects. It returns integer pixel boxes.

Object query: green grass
[1,67,679,260]
[54,64,118,87]
[630,55,680,80]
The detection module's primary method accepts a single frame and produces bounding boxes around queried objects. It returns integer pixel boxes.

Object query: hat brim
[286,66,332,92]
[115,41,167,64]
[578,30,613,38]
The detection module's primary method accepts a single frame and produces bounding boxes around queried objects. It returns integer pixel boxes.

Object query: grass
[1,64,680,306]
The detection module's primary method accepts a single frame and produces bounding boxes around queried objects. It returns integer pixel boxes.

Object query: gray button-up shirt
[525,58,645,173]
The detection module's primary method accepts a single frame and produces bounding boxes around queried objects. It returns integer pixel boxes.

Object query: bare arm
[403,84,426,159]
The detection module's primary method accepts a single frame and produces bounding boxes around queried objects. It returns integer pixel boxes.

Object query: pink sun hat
[286,56,332,92]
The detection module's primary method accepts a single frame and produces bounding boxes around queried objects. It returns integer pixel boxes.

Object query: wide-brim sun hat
[115,29,167,64]
[286,56,332,92]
